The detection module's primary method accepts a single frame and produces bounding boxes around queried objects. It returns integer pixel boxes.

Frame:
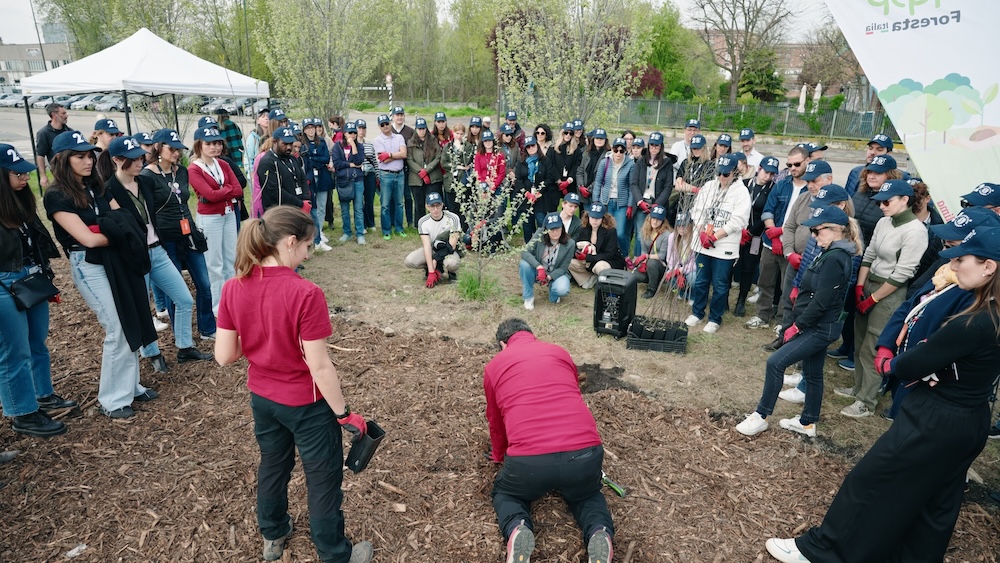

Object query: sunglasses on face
[786,161,804,168]
[535,131,546,136]
[809,226,833,235]
[612,147,625,153]
[720,172,732,178]
[878,199,894,207]
[379,123,390,127]
[562,131,572,136]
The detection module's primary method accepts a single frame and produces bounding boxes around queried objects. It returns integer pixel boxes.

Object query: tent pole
[23,97,40,197]
[122,90,133,135]
[172,94,180,132]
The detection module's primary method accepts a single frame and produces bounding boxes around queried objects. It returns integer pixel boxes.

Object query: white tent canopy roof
[20,28,269,98]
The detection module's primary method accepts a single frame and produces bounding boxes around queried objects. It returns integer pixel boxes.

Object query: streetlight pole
[29,0,47,70]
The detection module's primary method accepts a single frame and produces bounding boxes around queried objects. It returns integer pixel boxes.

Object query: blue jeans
[756,322,842,426]
[313,191,330,244]
[519,260,570,302]
[0,267,54,417]
[200,213,237,316]
[141,246,196,358]
[69,251,145,411]
[379,171,405,235]
[252,393,352,562]
[690,253,735,324]
[606,200,630,257]
[162,241,216,337]
[339,181,365,237]
[633,209,648,256]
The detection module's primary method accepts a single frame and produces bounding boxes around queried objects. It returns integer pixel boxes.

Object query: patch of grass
[351,101,377,112]
[457,269,502,301]
[403,105,485,119]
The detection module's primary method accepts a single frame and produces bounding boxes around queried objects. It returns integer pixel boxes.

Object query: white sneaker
[155,309,169,320]
[320,232,329,243]
[778,387,806,404]
[684,314,701,327]
[357,236,366,245]
[735,412,768,436]
[779,417,817,438]
[338,234,350,243]
[765,538,811,562]
[745,316,768,329]
[523,298,534,310]
[703,321,720,334]
[152,317,169,332]
[841,400,873,419]
[774,324,783,337]
[746,286,760,304]
[783,372,802,386]
[316,242,333,252]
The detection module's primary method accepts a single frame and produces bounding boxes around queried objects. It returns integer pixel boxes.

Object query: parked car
[71,95,104,110]
[221,97,250,115]
[94,96,131,112]
[242,99,271,116]
[199,97,232,114]
[177,95,210,112]
[14,95,45,108]
[0,94,22,107]
[85,96,111,110]
[31,95,73,109]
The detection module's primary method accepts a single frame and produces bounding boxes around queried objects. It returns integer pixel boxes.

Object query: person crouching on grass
[519,212,573,310]
[736,205,856,439]
[569,202,626,289]
[214,205,373,563]
[403,192,462,288]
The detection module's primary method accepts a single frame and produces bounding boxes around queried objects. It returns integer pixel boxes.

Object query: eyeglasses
[809,226,833,235]
[877,199,894,207]
[11,172,30,179]
[786,161,804,168]
[535,131,546,136]
[562,131,572,136]
[960,200,974,208]
[526,145,537,150]
[720,172,732,178]
[612,148,626,153]
[379,123,390,127]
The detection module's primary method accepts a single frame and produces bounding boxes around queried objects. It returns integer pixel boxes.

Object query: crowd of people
[2,100,999,563]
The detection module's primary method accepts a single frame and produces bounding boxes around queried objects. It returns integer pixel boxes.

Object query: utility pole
[29,0,47,70]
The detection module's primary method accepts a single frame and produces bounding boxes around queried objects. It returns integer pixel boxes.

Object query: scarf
[526,154,539,184]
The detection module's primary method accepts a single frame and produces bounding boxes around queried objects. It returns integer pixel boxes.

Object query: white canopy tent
[20,28,269,97]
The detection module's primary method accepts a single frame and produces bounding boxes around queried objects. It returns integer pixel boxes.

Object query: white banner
[825,0,1000,220]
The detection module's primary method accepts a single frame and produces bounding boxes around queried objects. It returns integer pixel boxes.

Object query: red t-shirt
[484,332,602,460]
[217,266,333,406]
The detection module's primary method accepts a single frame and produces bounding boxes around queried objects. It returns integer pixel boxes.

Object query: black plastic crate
[626,316,688,354]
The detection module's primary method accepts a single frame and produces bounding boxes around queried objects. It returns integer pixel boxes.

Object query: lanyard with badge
[156,164,192,235]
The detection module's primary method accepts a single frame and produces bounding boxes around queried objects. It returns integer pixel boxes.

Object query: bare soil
[1,238,998,562]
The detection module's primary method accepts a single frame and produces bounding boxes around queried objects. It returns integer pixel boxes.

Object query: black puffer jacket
[852,188,884,247]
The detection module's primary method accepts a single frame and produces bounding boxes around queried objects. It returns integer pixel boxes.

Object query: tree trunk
[729,70,740,103]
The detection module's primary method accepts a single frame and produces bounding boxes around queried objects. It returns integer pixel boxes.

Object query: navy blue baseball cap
[802,205,850,227]
[760,156,780,173]
[391,106,405,115]
[377,114,390,125]
[730,151,746,163]
[717,133,732,147]
[572,119,584,131]
[523,135,537,147]
[564,192,581,205]
[194,126,223,142]
[355,119,367,128]
[52,131,98,154]
[470,116,482,127]
[544,212,562,229]
[930,207,1000,241]
[632,138,645,148]
[134,132,154,146]
[739,128,755,140]
[871,179,914,201]
[198,116,218,128]
[499,123,514,135]
[290,123,302,134]
[716,155,737,175]
[344,122,357,133]
[426,192,443,205]
[434,111,447,121]
[690,134,706,149]
[650,204,667,221]
[107,136,147,159]
[809,184,850,207]
[612,138,627,149]
[939,226,1000,261]
[869,134,893,150]
[0,143,36,173]
[505,110,518,121]
[587,202,606,218]
[802,160,833,181]
[562,122,574,132]
[797,142,828,154]
[152,129,188,149]
[94,118,121,134]
[685,119,700,129]
[866,154,897,173]
[268,108,286,121]
[593,128,608,140]
[272,127,297,143]
[961,182,1000,207]
[648,132,664,146]
[415,118,427,129]
[481,130,495,142]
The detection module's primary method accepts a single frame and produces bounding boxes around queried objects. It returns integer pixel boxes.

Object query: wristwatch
[336,405,351,419]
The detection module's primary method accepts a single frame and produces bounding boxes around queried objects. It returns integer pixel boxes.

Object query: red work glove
[419,169,431,184]
[633,254,647,266]
[524,191,538,203]
[638,260,648,273]
[426,270,440,288]
[874,346,896,376]
[690,187,700,195]
[626,206,634,220]
[782,324,801,343]
[765,226,783,240]
[770,237,783,256]
[676,271,686,290]
[302,201,312,213]
[699,231,717,249]
[579,186,591,198]
[854,285,866,308]
[88,224,101,233]
[740,229,752,245]
[536,268,547,285]
[787,252,802,270]
[857,296,878,315]
[663,269,677,284]
[49,294,62,303]
[337,410,367,443]
[377,151,391,162]
[558,180,570,195]
[575,250,588,261]
[789,287,799,305]
[638,201,651,213]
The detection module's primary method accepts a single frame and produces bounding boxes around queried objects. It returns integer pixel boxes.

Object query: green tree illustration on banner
[881,74,998,149]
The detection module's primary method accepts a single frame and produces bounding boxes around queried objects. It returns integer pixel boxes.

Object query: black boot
[734,300,746,317]
[37,393,78,412]
[12,410,67,438]
[148,354,170,373]
[762,335,784,352]
[177,347,213,363]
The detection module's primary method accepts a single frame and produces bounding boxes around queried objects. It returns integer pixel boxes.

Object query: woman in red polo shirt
[213,206,373,563]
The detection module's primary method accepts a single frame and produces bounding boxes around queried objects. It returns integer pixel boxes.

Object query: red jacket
[189,159,243,215]
[474,151,506,191]
[484,331,601,461]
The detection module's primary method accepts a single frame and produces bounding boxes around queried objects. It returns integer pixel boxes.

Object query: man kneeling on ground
[403,192,462,287]
[485,318,615,563]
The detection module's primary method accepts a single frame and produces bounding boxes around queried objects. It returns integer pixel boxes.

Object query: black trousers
[362,172,377,229]
[252,394,353,563]
[492,445,614,544]
[735,239,762,302]
[795,388,990,563]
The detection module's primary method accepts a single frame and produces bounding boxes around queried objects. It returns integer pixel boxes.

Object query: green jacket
[406,141,443,186]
